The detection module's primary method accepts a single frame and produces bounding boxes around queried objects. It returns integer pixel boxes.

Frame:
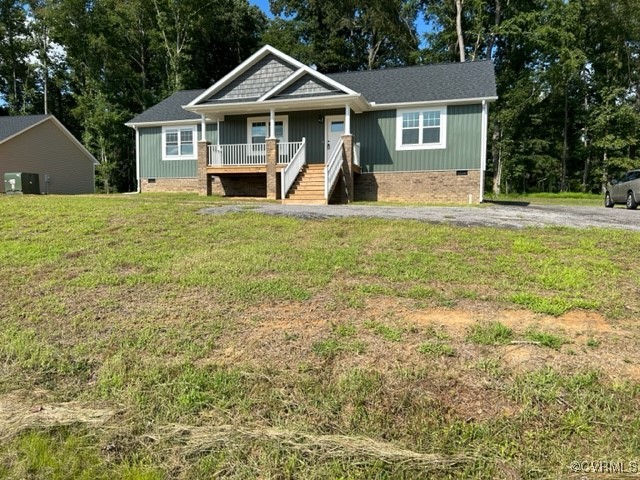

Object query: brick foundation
[355,170,482,203]
[141,177,200,193]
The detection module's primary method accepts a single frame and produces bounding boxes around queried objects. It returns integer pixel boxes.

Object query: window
[247,116,288,144]
[162,125,197,160]
[396,107,447,150]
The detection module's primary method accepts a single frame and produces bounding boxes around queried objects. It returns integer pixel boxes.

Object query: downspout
[479,100,488,203]
[134,126,141,193]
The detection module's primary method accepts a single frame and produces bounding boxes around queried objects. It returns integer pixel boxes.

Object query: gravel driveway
[200,202,640,231]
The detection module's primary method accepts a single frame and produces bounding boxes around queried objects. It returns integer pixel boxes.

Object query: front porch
[199,135,360,204]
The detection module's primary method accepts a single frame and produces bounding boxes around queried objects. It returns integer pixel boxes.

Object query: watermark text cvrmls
[570,460,639,474]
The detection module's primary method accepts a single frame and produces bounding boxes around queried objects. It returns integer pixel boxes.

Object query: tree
[0,1,33,113]
[265,0,419,72]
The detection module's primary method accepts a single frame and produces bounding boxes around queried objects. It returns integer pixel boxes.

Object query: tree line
[1,0,638,194]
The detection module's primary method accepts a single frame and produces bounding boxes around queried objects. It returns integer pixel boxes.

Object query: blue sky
[249,0,273,17]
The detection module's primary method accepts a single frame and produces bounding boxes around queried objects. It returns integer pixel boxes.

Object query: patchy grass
[419,341,456,357]
[524,328,568,350]
[0,193,639,479]
[467,322,514,345]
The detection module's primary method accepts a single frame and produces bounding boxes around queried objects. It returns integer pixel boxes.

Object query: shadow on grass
[483,200,531,207]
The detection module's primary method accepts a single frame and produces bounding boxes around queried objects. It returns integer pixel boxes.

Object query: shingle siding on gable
[276,76,340,98]
[208,55,296,102]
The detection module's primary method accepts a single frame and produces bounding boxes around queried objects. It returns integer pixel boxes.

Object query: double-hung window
[396,107,447,150]
[247,116,288,145]
[162,125,197,160]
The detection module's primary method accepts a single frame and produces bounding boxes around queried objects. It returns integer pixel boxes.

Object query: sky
[248,0,273,17]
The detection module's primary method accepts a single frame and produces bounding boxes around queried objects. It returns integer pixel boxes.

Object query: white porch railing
[281,138,306,199]
[207,141,306,167]
[354,142,360,167]
[279,141,304,165]
[324,137,344,200]
[208,143,266,166]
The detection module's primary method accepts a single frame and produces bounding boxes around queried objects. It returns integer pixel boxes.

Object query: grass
[524,328,568,350]
[467,322,514,345]
[485,192,603,206]
[419,341,456,357]
[0,193,639,479]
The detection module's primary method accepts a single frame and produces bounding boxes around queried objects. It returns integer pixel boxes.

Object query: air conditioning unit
[3,173,40,195]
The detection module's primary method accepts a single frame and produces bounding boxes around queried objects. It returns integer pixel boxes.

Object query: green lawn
[485,192,604,206]
[0,194,638,479]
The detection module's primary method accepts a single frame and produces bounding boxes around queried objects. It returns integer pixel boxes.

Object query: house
[126,45,497,203]
[0,114,98,194]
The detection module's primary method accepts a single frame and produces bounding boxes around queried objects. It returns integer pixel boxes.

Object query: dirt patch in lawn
[208,296,639,383]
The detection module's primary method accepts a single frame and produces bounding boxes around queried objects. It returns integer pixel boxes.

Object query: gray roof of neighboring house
[327,60,497,104]
[126,89,205,124]
[126,61,496,125]
[0,114,50,143]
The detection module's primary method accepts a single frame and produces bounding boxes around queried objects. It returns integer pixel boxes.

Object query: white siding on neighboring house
[0,119,95,194]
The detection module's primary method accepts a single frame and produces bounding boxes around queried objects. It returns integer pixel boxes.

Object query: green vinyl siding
[139,124,217,178]
[289,109,342,163]
[143,104,483,177]
[219,116,246,144]
[352,104,482,172]
[221,110,340,164]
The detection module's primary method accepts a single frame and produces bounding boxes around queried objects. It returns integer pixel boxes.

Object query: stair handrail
[324,137,344,200]
[281,137,306,199]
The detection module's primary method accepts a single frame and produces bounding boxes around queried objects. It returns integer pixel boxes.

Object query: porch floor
[206,165,285,175]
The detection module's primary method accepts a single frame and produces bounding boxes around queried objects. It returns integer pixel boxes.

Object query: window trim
[395,107,447,151]
[162,125,198,161]
[246,116,288,144]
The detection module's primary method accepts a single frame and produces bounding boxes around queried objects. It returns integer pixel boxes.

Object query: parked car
[605,170,640,209]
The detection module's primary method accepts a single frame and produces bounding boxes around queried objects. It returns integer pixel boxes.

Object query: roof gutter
[368,96,498,110]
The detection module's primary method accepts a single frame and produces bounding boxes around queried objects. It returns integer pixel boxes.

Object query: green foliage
[266,0,419,71]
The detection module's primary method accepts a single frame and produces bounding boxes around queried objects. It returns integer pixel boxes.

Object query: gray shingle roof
[126,89,205,124]
[327,60,496,104]
[0,114,50,142]
[126,61,496,126]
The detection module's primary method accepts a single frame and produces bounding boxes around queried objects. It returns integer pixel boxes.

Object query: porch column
[198,140,211,196]
[200,114,207,141]
[341,133,354,203]
[266,137,278,200]
[269,108,276,139]
[345,104,351,135]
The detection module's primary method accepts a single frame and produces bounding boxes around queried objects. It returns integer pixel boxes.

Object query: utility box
[3,173,40,195]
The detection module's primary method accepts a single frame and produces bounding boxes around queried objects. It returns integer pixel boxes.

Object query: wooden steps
[283,164,327,204]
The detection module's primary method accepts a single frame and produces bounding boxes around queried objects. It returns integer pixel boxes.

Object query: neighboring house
[0,114,98,194]
[126,45,497,203]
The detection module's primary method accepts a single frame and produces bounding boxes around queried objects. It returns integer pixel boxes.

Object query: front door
[325,115,345,163]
